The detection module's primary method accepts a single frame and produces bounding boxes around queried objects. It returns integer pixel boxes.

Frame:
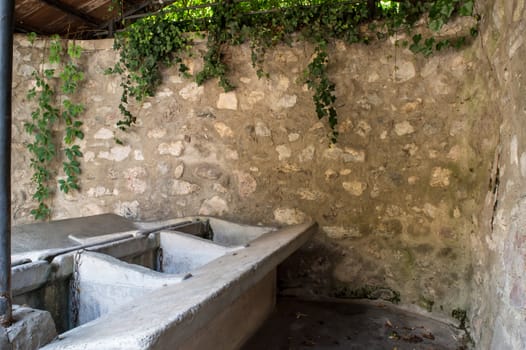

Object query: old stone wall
[469,0,526,348]
[11,22,499,324]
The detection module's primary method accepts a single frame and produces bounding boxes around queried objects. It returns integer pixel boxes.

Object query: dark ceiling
[14,0,162,39]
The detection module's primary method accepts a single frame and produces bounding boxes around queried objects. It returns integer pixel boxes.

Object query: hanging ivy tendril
[26,34,85,220]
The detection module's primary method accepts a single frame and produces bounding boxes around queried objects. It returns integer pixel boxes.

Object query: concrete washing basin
[8,214,316,350]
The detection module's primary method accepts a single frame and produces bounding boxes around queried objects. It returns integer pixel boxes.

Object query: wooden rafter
[39,0,101,27]
[15,21,51,35]
[102,0,153,26]
[99,0,153,37]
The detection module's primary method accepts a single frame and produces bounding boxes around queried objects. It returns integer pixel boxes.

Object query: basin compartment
[72,225,254,324]
[158,231,240,274]
[73,251,185,326]
[72,227,247,325]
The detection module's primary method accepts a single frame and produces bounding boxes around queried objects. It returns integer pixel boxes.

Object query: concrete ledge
[12,261,51,296]
[177,270,276,350]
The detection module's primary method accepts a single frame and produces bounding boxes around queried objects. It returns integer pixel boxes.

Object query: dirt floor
[242,297,469,350]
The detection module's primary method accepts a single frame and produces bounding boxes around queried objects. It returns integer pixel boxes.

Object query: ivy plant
[107,0,476,142]
[305,43,338,143]
[26,35,85,219]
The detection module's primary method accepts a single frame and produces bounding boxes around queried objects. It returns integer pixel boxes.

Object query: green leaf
[429,18,444,32]
[68,44,82,59]
[27,87,37,100]
[31,202,50,220]
[44,69,55,79]
[27,32,37,45]
[58,179,69,193]
[459,1,474,16]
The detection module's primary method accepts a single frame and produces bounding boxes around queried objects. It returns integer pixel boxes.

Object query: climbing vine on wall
[25,35,85,220]
[305,43,339,143]
[107,0,476,142]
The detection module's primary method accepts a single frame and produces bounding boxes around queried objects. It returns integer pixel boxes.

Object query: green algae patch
[334,284,401,304]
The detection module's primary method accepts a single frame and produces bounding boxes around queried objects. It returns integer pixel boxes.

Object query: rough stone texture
[468,1,526,348]
[233,171,257,198]
[4,305,57,350]
[199,196,229,216]
[342,181,367,196]
[179,82,204,101]
[158,141,184,156]
[11,20,500,337]
[217,92,238,110]
[170,180,200,196]
[394,121,415,136]
[194,164,223,180]
[214,122,234,138]
[97,145,131,162]
[429,167,452,188]
[273,208,307,225]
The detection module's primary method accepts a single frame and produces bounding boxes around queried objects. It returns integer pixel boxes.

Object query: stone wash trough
[8,214,316,349]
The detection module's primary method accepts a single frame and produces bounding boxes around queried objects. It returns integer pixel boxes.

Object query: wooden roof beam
[15,21,52,36]
[39,0,101,27]
[99,0,153,37]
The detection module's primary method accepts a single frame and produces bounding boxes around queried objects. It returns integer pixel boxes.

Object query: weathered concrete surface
[12,213,135,256]
[0,305,57,350]
[137,217,274,247]
[179,270,276,350]
[75,251,185,325]
[468,0,526,348]
[11,260,51,295]
[204,218,274,246]
[41,221,316,349]
[159,231,233,274]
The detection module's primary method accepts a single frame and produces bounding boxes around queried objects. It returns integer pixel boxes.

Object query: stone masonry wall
[469,0,526,348]
[11,23,499,323]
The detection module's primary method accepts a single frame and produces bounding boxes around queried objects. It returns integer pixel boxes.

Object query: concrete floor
[243,297,469,350]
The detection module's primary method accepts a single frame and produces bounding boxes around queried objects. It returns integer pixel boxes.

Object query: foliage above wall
[107,0,477,142]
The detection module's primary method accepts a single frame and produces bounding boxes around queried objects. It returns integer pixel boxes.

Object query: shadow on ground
[243,297,468,350]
